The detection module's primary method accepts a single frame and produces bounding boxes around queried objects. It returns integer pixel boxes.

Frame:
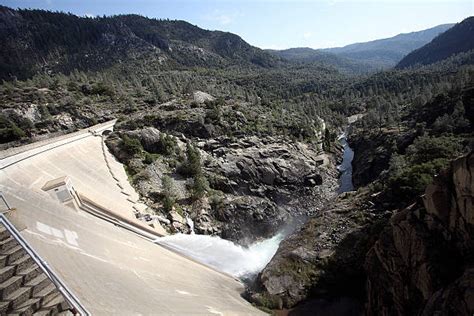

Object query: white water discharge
[155,233,284,278]
[186,216,195,234]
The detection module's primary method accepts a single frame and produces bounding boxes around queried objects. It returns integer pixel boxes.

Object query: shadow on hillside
[288,218,388,316]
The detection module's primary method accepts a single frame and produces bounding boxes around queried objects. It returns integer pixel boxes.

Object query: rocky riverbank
[249,152,473,315]
[247,187,385,310]
[106,125,340,246]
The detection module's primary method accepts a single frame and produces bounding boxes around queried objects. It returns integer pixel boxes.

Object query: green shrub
[162,175,176,213]
[80,81,115,96]
[406,135,463,165]
[388,158,451,201]
[121,134,143,156]
[157,133,178,156]
[143,152,156,164]
[0,116,26,143]
[178,143,202,177]
[191,173,209,200]
[209,191,224,211]
[38,104,52,120]
[385,134,464,204]
[205,105,222,124]
[123,103,137,114]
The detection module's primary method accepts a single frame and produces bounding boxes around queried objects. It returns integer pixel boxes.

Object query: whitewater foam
[155,233,284,278]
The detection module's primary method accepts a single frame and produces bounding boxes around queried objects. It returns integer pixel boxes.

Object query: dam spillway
[157,232,284,278]
[0,121,265,315]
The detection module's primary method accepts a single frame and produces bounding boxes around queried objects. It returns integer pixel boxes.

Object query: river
[337,132,354,193]
[155,131,354,279]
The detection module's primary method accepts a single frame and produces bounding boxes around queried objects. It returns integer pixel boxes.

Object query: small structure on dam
[42,176,75,205]
[0,121,264,315]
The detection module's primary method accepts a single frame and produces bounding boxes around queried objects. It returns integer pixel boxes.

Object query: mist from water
[155,232,284,278]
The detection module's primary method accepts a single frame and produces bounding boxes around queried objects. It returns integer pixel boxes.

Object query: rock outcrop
[250,189,383,309]
[201,136,338,244]
[202,136,334,206]
[106,128,339,245]
[193,91,215,104]
[365,152,473,315]
[251,152,473,315]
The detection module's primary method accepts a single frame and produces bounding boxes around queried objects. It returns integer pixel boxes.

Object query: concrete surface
[0,121,115,168]
[0,126,264,315]
[0,122,156,234]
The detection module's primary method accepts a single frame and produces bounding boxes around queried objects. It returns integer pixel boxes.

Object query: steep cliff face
[249,189,385,310]
[349,131,395,188]
[251,152,473,315]
[365,152,474,315]
[106,126,339,246]
[349,128,416,189]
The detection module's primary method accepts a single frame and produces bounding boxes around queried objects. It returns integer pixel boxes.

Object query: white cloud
[85,13,95,18]
[216,14,233,25]
[303,32,313,39]
[204,9,242,26]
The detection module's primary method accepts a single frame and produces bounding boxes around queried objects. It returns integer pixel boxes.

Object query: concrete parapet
[0,120,116,170]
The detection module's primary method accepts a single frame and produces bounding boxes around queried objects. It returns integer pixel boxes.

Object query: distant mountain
[0,6,280,80]
[267,24,454,73]
[267,47,376,74]
[397,17,474,68]
[322,24,454,68]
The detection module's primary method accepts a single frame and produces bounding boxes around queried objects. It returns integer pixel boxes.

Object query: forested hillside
[268,23,453,73]
[398,17,474,68]
[323,23,453,68]
[267,47,375,74]
[0,4,474,316]
[0,6,280,81]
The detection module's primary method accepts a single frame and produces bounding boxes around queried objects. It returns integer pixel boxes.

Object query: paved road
[0,126,264,315]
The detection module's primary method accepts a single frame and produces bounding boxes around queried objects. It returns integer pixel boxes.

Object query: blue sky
[2,0,473,49]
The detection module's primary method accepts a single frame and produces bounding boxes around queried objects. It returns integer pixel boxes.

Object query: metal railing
[0,192,90,316]
[0,194,11,213]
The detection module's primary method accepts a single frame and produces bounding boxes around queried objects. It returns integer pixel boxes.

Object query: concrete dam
[0,121,265,315]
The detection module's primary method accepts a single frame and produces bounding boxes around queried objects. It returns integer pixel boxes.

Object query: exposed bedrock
[250,152,473,316]
[365,152,473,316]
[106,127,339,246]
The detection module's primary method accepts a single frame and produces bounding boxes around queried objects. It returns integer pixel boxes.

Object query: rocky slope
[248,188,386,310]
[397,17,474,68]
[200,135,338,243]
[106,122,339,246]
[365,152,473,315]
[251,152,473,315]
[0,6,280,80]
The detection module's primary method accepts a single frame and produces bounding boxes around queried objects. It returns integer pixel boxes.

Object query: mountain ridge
[324,23,454,53]
[0,6,281,80]
[397,16,474,68]
[268,23,454,72]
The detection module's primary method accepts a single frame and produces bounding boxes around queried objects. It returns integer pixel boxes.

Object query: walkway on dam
[0,122,263,315]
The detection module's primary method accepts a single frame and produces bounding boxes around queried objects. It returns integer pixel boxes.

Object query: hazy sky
[2,0,473,49]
